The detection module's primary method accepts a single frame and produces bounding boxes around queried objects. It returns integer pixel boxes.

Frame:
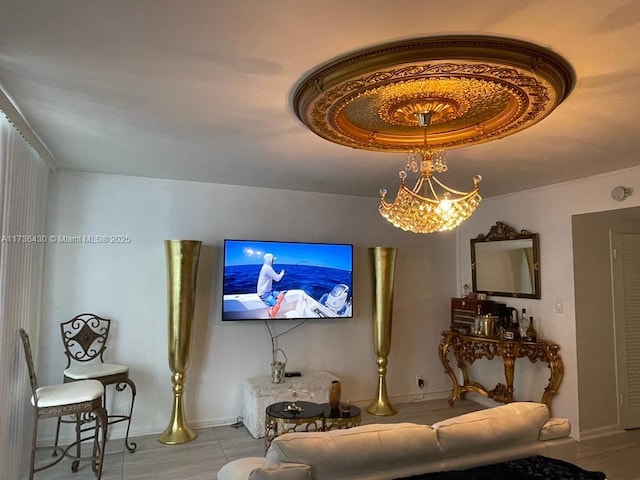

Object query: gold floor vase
[367,247,398,416]
[158,240,202,444]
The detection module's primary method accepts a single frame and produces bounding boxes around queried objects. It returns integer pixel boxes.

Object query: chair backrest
[60,313,111,368]
[19,328,39,402]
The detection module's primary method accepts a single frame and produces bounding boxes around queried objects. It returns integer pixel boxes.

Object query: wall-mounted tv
[222,239,353,321]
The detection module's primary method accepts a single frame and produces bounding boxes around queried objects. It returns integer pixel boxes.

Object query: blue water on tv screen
[222,239,353,321]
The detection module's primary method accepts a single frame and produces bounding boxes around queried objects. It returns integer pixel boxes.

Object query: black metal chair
[54,313,137,453]
[19,328,108,479]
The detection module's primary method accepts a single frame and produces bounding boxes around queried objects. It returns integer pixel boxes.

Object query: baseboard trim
[578,424,626,440]
[465,393,501,408]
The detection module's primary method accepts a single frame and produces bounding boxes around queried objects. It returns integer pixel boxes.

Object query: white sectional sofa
[217,402,574,480]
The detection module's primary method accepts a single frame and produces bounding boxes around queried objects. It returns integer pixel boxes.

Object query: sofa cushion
[432,402,549,458]
[218,457,264,480]
[266,423,440,480]
[249,463,312,480]
[539,417,571,441]
[217,457,312,480]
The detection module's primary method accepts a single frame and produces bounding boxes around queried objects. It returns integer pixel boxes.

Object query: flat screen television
[222,239,353,321]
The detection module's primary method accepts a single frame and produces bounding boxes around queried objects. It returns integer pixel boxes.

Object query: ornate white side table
[241,371,339,438]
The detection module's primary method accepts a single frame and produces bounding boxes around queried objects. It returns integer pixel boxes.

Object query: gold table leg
[438,333,462,406]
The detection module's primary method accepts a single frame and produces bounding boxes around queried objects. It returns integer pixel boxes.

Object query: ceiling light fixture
[292,35,575,233]
[611,186,633,201]
[379,111,482,233]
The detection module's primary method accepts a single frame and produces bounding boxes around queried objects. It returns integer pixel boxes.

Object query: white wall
[456,165,640,436]
[40,171,458,441]
[41,165,640,443]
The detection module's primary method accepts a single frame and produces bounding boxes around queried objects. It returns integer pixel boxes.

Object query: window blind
[0,112,49,480]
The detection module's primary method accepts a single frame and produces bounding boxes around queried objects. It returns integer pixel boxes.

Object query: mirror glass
[471,222,541,299]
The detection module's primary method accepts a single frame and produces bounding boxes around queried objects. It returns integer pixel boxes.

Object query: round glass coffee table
[321,403,362,430]
[264,401,324,448]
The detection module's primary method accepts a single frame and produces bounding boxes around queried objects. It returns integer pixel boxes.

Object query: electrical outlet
[416,375,425,389]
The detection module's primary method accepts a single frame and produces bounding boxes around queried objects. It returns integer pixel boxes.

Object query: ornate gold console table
[438,330,563,412]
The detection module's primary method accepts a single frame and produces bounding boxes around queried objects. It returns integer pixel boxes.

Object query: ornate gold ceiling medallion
[292,36,574,234]
[292,35,575,152]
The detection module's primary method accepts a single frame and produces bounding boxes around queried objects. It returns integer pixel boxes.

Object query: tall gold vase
[367,247,398,416]
[158,240,202,444]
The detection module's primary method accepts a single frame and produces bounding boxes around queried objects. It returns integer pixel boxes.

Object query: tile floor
[33,398,640,480]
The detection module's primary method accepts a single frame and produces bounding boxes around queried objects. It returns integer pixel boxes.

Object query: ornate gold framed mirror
[471,222,541,299]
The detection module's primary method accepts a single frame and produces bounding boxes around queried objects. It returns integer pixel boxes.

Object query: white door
[612,233,640,428]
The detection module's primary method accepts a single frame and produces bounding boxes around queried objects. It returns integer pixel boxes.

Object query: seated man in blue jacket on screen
[257,253,285,318]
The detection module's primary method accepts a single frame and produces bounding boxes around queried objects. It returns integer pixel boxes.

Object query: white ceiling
[1,0,639,198]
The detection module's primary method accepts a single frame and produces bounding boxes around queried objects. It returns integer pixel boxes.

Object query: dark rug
[396,455,606,480]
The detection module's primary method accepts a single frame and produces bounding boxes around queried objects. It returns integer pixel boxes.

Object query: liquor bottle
[520,308,528,338]
[503,310,520,341]
[525,316,538,342]
[474,305,482,335]
[497,315,506,339]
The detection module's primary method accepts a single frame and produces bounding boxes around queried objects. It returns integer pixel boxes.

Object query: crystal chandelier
[379,112,482,234]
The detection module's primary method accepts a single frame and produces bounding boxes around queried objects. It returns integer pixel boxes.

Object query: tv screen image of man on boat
[222,240,353,321]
